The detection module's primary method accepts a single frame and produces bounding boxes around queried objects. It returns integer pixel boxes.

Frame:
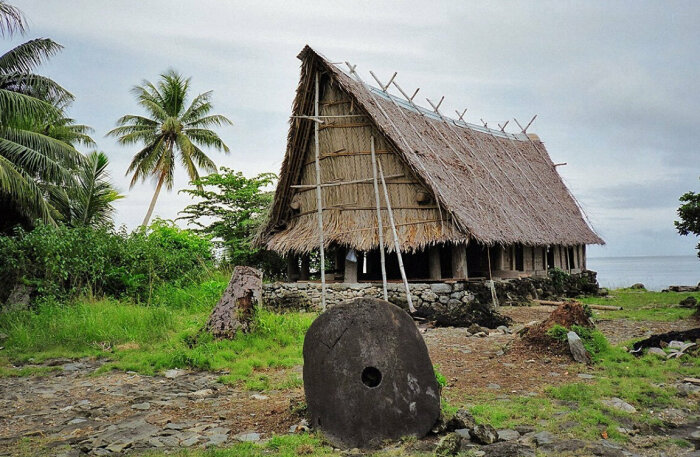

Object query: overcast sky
[9,0,700,258]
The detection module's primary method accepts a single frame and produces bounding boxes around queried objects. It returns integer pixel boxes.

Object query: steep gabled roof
[259,46,603,248]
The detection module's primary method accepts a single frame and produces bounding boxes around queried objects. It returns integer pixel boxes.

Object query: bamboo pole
[290,173,404,189]
[370,136,388,300]
[377,158,415,313]
[314,72,326,310]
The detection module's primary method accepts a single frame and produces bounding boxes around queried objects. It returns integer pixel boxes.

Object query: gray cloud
[10,0,700,257]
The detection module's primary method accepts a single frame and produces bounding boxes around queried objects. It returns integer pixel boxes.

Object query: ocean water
[587,255,700,291]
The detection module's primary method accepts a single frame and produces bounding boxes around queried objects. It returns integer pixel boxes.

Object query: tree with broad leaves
[108,70,232,227]
[675,178,700,259]
[178,168,285,278]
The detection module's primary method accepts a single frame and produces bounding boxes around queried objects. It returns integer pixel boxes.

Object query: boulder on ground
[630,283,645,289]
[482,441,535,457]
[469,424,498,444]
[434,433,461,456]
[602,397,636,413]
[447,408,476,431]
[567,331,592,364]
[678,296,697,308]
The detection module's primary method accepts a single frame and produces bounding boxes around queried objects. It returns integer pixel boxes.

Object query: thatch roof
[258,46,603,252]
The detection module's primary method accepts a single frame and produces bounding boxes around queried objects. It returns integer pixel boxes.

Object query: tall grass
[0,273,316,390]
[0,300,175,360]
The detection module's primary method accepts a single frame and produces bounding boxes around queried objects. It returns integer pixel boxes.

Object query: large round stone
[303,297,440,449]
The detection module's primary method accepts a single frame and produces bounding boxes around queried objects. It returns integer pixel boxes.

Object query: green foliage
[546,323,610,360]
[547,267,569,293]
[546,324,569,341]
[674,179,700,258]
[433,364,447,388]
[107,69,232,226]
[178,168,285,279]
[0,220,213,303]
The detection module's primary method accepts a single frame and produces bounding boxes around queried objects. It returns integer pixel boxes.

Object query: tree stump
[303,297,440,449]
[206,266,263,339]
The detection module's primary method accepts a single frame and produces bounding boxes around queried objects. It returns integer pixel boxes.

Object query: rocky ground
[1,306,698,456]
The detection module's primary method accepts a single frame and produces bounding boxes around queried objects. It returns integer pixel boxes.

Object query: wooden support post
[428,246,442,280]
[300,255,310,281]
[370,136,388,300]
[377,159,415,313]
[451,243,468,279]
[313,72,326,310]
[286,254,300,282]
[344,250,358,283]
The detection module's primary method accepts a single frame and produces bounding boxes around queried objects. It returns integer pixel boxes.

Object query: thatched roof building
[258,46,603,282]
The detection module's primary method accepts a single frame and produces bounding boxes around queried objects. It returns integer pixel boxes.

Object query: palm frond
[159,69,190,116]
[176,134,201,185]
[0,126,84,169]
[127,136,166,188]
[0,1,25,37]
[74,151,123,226]
[185,113,233,129]
[0,154,55,224]
[178,133,217,175]
[0,87,61,123]
[180,90,212,123]
[184,127,230,153]
[0,136,73,185]
[0,39,64,74]
[0,72,74,107]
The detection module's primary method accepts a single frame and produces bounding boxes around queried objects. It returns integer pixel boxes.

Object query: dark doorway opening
[515,245,524,271]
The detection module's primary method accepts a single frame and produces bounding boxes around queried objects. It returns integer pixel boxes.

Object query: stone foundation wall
[262,271,599,328]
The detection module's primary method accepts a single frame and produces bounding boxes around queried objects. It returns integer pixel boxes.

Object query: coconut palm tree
[48,151,124,227]
[108,70,232,227]
[0,2,87,228]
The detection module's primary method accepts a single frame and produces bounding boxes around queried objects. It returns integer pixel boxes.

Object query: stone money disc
[303,297,440,449]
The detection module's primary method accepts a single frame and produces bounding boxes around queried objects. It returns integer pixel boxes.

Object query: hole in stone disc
[361,366,382,388]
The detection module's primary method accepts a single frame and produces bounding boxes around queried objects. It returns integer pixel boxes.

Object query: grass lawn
[580,288,699,321]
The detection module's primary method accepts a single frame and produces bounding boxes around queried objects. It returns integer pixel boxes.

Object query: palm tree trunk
[142,174,165,227]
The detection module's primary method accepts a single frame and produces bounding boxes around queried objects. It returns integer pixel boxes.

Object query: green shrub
[546,324,569,341]
[434,364,447,388]
[548,267,569,293]
[546,323,610,360]
[0,219,214,303]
